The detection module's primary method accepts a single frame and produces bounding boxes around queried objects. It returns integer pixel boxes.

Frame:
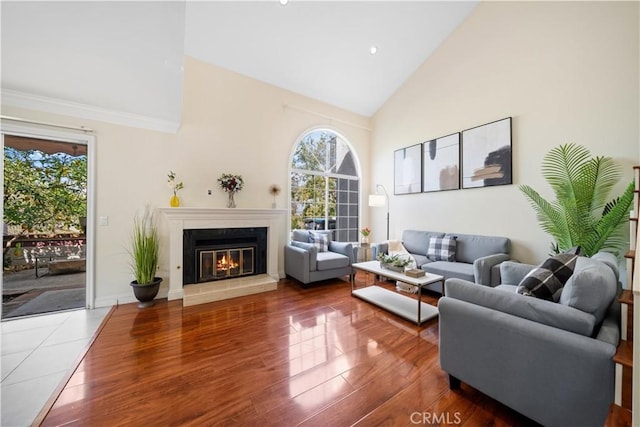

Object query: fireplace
[183,227,267,285]
[158,207,284,306]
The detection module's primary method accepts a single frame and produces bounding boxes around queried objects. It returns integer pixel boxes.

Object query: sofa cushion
[494,284,518,293]
[309,231,331,252]
[500,261,538,286]
[559,256,617,327]
[444,278,597,337]
[423,261,474,283]
[291,229,310,243]
[591,251,620,281]
[290,241,318,271]
[402,230,444,256]
[427,236,457,261]
[316,251,350,271]
[446,233,510,264]
[516,253,579,301]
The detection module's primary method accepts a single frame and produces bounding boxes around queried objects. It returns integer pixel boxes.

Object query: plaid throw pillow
[427,236,456,262]
[516,252,579,301]
[309,231,329,252]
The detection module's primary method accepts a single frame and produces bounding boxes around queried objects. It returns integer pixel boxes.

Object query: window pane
[290,131,359,242]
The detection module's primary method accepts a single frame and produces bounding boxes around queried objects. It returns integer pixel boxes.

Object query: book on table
[405,269,425,278]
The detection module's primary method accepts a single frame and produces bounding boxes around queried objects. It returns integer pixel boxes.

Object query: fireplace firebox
[183,227,267,285]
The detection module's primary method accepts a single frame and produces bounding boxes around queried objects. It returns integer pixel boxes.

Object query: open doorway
[2,130,92,319]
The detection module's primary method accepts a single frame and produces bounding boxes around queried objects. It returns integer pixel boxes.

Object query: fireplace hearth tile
[182,274,277,307]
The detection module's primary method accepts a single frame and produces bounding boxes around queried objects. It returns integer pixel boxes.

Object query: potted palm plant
[129,209,162,308]
[520,143,634,257]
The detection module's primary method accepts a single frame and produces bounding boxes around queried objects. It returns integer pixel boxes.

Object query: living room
[1,1,638,426]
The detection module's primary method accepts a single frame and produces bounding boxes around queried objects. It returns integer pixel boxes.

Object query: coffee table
[351,260,444,326]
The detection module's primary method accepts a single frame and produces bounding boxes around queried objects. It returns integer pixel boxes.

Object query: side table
[355,243,372,262]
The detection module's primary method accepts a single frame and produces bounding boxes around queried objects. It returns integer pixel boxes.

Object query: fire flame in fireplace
[217,255,239,271]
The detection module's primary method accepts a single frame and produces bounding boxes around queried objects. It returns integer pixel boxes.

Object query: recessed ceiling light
[369,46,378,55]
[280,0,288,5]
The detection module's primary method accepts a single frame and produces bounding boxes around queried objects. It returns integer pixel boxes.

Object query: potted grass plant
[129,209,162,308]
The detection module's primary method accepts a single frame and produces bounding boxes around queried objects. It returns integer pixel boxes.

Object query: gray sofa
[372,230,511,292]
[284,230,354,285]
[438,252,621,427]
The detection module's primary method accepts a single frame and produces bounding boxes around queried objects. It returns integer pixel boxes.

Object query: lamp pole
[376,184,390,241]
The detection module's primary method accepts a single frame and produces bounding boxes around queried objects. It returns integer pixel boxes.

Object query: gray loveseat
[284,230,354,285]
[372,229,511,293]
[438,252,621,427]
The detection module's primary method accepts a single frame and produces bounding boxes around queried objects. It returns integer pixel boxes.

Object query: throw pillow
[309,231,329,252]
[516,252,579,301]
[426,236,456,262]
[563,246,582,256]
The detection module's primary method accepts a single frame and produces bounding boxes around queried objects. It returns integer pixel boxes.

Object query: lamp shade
[368,194,386,207]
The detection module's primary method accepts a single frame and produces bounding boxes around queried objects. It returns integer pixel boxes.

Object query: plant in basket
[377,253,412,272]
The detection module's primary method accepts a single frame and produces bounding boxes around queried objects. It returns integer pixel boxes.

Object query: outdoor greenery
[4,146,87,234]
[520,143,634,257]
[290,131,341,230]
[128,209,159,285]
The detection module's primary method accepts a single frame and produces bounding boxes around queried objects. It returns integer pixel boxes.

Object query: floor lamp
[368,184,389,241]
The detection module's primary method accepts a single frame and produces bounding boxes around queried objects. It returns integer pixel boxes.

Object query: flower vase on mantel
[170,195,180,207]
[227,191,236,208]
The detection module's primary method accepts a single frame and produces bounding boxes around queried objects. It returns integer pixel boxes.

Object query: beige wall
[371,1,639,264]
[2,56,371,306]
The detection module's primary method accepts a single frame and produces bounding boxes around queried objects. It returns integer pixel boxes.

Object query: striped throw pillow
[309,231,330,252]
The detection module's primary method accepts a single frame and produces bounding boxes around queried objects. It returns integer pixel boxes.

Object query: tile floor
[1,307,111,427]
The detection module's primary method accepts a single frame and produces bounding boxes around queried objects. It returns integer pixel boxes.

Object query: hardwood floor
[39,274,538,426]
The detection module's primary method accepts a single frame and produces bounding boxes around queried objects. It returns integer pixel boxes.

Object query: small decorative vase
[227,191,236,208]
[361,236,369,246]
[170,195,180,207]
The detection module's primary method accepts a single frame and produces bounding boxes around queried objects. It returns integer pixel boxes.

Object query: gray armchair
[284,230,353,285]
[438,252,621,427]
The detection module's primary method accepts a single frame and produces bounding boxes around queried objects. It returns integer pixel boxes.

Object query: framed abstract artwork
[461,117,512,189]
[394,144,422,194]
[422,132,460,192]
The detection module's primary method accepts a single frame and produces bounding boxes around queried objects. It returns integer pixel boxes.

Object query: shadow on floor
[2,268,86,319]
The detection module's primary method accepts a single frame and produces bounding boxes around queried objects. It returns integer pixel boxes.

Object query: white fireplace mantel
[157,207,286,305]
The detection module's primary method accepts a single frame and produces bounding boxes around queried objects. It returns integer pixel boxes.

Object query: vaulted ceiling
[1,1,478,129]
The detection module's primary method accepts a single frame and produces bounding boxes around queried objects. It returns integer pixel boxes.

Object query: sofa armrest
[371,241,388,261]
[444,278,596,336]
[473,253,510,286]
[328,241,354,262]
[499,261,536,285]
[284,244,311,284]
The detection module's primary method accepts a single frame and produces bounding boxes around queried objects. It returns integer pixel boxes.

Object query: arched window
[290,129,359,242]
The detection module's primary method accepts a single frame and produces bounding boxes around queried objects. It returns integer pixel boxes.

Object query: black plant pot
[130,277,162,308]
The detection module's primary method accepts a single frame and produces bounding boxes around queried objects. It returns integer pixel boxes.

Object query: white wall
[371,1,640,264]
[2,56,371,307]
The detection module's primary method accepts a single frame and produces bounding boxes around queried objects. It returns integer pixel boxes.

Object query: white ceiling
[1,1,478,128]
